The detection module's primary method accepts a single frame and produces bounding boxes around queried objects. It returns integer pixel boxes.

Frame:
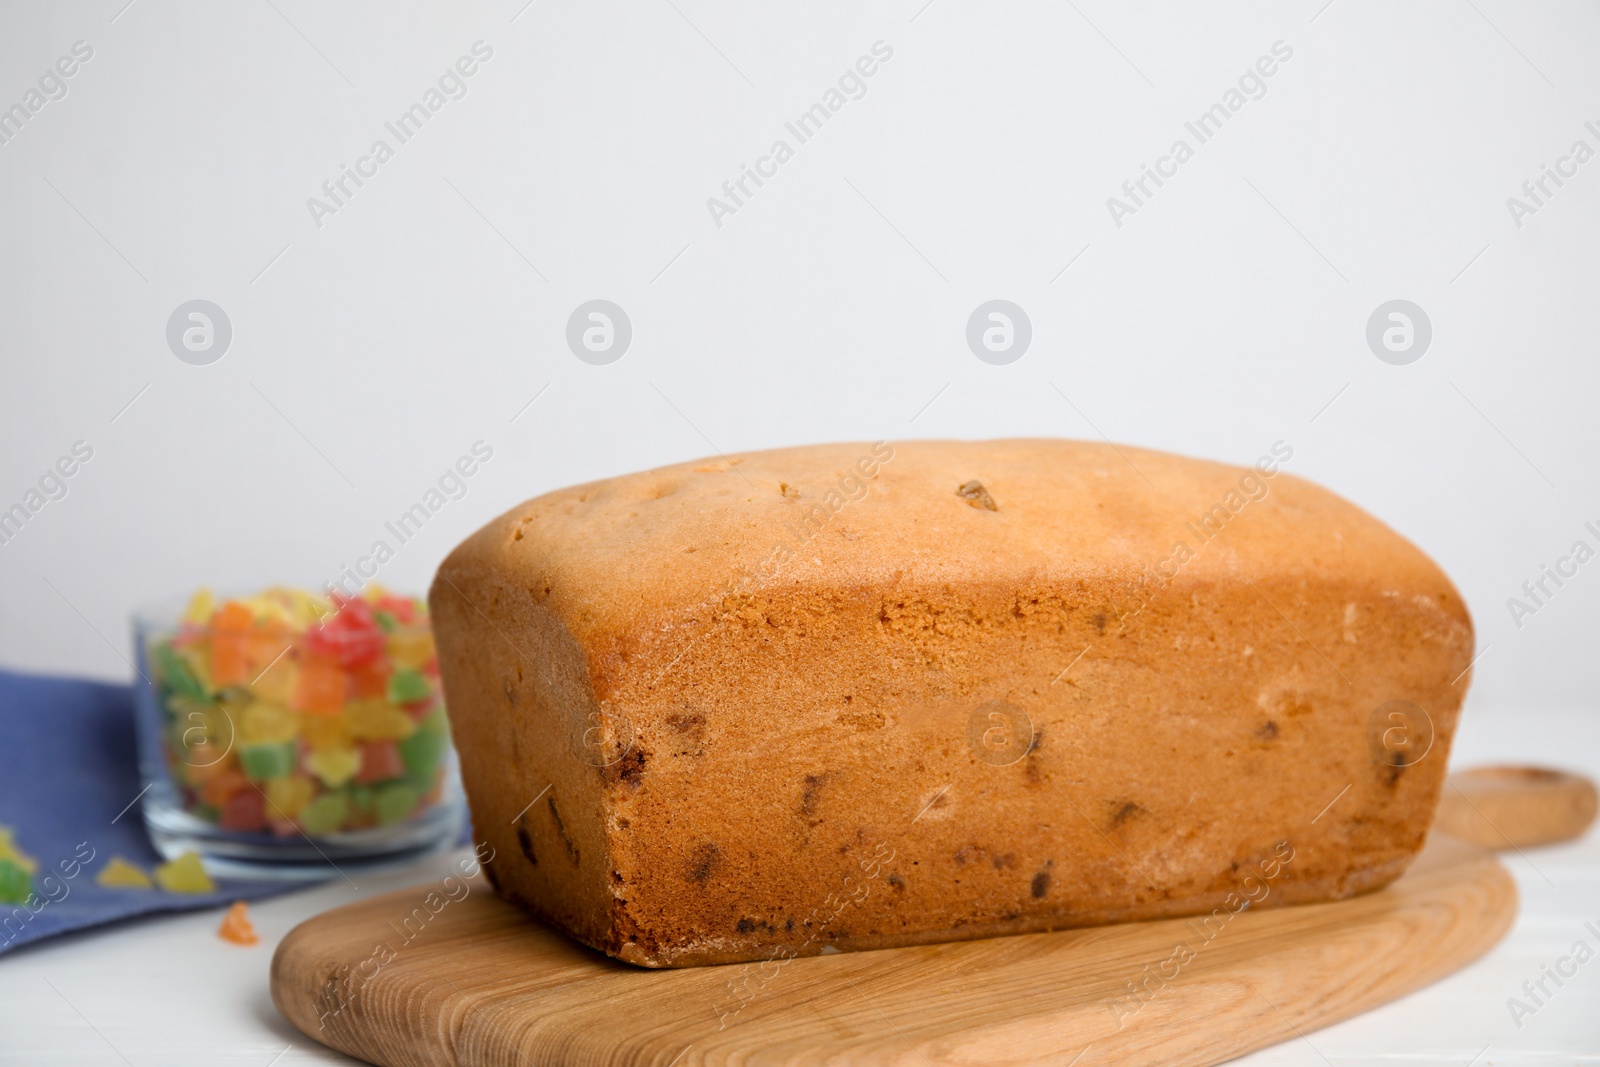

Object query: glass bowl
[131,587,464,880]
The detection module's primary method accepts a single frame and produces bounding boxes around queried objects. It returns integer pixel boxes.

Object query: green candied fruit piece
[299,792,350,836]
[164,693,208,729]
[191,803,220,823]
[153,643,207,699]
[348,780,376,812]
[404,768,441,798]
[166,698,228,760]
[374,783,418,826]
[398,714,449,778]
[387,668,433,704]
[0,859,31,904]
[238,741,296,782]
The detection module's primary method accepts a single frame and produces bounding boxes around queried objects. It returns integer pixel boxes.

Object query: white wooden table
[3,704,1595,1066]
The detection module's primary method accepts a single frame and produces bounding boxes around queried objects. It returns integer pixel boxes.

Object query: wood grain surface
[272,832,1515,1067]
[1436,764,1598,849]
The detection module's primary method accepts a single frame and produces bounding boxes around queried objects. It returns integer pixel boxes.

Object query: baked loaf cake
[429,439,1473,968]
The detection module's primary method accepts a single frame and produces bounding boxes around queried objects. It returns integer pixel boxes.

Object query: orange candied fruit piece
[348,659,391,700]
[199,767,250,808]
[246,623,295,681]
[208,601,257,687]
[217,900,259,945]
[293,654,346,715]
[355,740,405,784]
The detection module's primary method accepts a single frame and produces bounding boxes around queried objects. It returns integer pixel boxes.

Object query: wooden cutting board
[1435,764,1598,849]
[272,830,1515,1067]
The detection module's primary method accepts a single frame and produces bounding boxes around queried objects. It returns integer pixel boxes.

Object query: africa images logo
[165,300,233,365]
[1105,41,1294,228]
[705,41,894,228]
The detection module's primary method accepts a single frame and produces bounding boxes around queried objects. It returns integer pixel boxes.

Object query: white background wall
[2,0,1597,716]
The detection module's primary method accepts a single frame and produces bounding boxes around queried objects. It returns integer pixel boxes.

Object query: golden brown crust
[430,439,1473,967]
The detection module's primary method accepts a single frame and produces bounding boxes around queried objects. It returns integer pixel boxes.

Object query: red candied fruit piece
[374,596,417,624]
[219,787,267,832]
[355,741,405,785]
[304,595,385,669]
[402,697,439,723]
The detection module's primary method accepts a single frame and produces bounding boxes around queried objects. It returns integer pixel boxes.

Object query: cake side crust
[597,567,1469,966]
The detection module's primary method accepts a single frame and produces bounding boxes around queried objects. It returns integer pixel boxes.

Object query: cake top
[433,438,1459,663]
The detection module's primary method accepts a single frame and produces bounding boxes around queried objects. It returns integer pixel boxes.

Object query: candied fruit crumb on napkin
[95,856,154,889]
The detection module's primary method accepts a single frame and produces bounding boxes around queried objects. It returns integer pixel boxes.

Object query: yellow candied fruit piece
[240,702,300,745]
[217,685,254,711]
[184,588,215,625]
[287,588,333,627]
[199,693,248,743]
[178,643,214,693]
[264,774,317,819]
[167,698,234,763]
[362,583,390,602]
[250,657,299,706]
[387,631,435,670]
[154,852,216,894]
[248,586,287,617]
[96,856,154,889]
[238,592,296,630]
[305,745,361,788]
[234,586,322,630]
[300,711,351,750]
[0,828,38,875]
[345,700,416,741]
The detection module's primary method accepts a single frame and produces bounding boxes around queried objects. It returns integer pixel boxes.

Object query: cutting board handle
[1436,764,1598,849]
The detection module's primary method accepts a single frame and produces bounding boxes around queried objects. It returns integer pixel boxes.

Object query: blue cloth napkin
[0,668,318,954]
